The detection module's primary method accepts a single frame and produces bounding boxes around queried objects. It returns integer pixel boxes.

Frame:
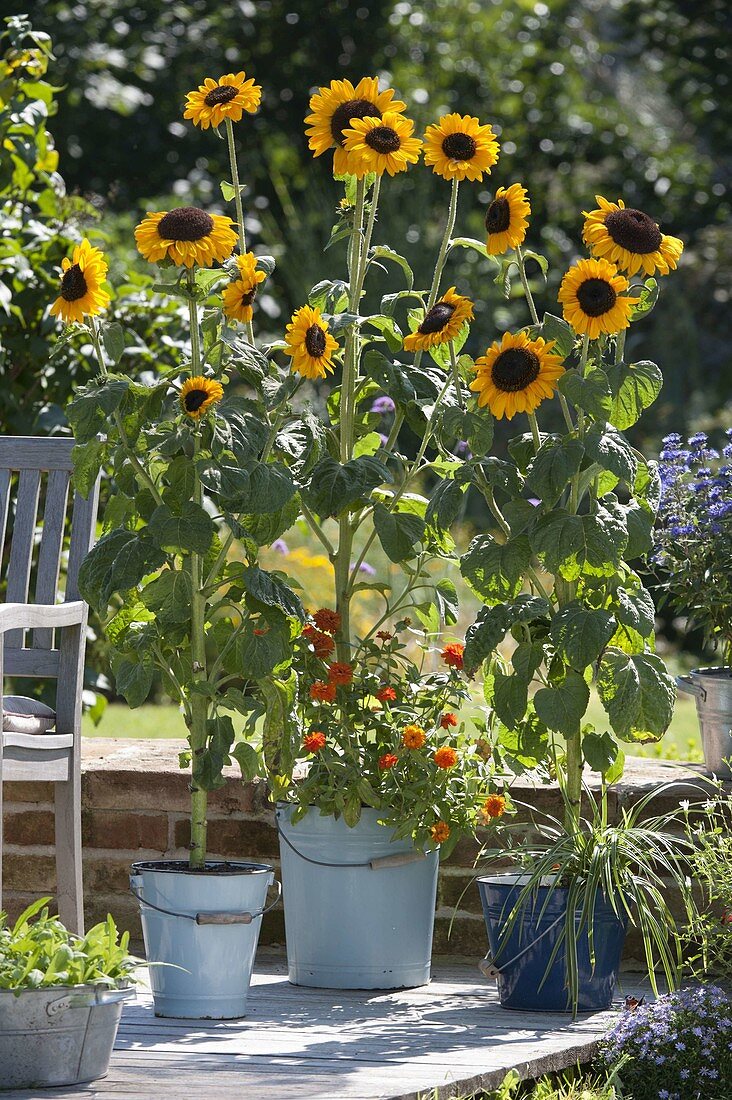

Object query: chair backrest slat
[33,468,71,649]
[0,469,10,563]
[5,468,42,648]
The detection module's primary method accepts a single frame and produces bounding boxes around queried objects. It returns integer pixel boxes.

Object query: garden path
[7,956,643,1099]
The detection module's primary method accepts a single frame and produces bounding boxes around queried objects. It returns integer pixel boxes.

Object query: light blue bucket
[130,860,279,1019]
[276,803,439,989]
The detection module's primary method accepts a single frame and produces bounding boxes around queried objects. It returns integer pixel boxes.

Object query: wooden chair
[0,437,99,932]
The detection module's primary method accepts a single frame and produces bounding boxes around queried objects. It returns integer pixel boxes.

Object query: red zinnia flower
[434,746,458,769]
[310,680,337,703]
[303,731,326,753]
[440,712,458,729]
[327,661,353,686]
[376,630,393,641]
[377,686,397,703]
[302,625,335,659]
[378,752,398,770]
[441,643,464,670]
[313,608,341,634]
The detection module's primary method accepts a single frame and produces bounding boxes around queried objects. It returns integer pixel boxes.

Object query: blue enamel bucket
[130,860,279,1019]
[477,874,628,1012]
[276,804,439,989]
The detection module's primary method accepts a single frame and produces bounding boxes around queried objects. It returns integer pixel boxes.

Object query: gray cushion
[2,695,56,735]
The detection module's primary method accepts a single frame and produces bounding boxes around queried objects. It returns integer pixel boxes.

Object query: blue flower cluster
[601,985,732,1100]
[657,430,732,545]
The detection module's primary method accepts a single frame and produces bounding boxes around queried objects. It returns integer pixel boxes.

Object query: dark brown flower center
[204,84,239,108]
[576,277,617,317]
[330,98,381,146]
[419,302,455,334]
[442,132,477,160]
[240,287,257,306]
[364,125,401,154]
[604,207,663,254]
[491,347,541,392]
[60,263,88,302]
[305,323,327,358]
[485,197,511,234]
[184,389,208,412]
[157,207,214,242]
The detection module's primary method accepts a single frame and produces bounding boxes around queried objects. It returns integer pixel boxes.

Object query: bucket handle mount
[676,674,707,702]
[129,875,281,925]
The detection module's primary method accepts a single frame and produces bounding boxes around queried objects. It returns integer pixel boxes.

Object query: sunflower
[179,376,224,419]
[485,184,531,255]
[403,287,474,352]
[558,257,639,340]
[135,207,237,269]
[49,239,110,324]
[469,331,565,421]
[342,112,422,179]
[221,252,266,323]
[285,305,339,380]
[183,72,262,130]
[305,76,407,176]
[583,196,683,278]
[423,113,500,182]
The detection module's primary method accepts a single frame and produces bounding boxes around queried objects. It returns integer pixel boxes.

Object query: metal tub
[677,666,732,779]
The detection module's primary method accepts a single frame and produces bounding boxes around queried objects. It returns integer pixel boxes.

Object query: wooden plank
[34,467,71,648]
[2,646,60,677]
[0,435,74,470]
[0,468,10,563]
[5,468,41,647]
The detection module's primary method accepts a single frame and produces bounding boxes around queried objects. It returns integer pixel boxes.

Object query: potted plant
[0,898,137,1090]
[654,430,732,777]
[424,188,690,1010]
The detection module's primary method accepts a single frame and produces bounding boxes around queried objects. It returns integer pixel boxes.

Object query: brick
[433,913,486,956]
[81,810,168,852]
[4,781,54,803]
[439,872,486,915]
[84,854,141,894]
[172,817,279,861]
[3,853,56,893]
[3,809,55,846]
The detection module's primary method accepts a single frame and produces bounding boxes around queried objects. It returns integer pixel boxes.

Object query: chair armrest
[0,602,86,634]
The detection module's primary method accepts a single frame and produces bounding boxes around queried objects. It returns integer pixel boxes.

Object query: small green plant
[682,793,732,981]
[486,1065,621,1099]
[0,898,139,991]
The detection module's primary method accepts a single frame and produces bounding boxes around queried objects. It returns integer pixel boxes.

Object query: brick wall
[2,740,714,959]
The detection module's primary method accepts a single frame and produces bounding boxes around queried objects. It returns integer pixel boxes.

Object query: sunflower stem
[414,176,460,372]
[615,329,626,365]
[188,435,209,870]
[515,243,540,327]
[448,339,465,409]
[224,116,255,345]
[528,411,541,453]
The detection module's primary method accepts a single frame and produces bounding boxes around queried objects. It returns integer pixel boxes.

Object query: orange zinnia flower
[377,686,397,703]
[328,661,353,686]
[431,820,450,843]
[310,680,337,704]
[302,625,335,659]
[313,608,341,634]
[378,752,399,770]
[402,724,426,749]
[481,793,507,820]
[441,643,465,670]
[434,746,458,769]
[303,731,327,753]
[440,712,458,729]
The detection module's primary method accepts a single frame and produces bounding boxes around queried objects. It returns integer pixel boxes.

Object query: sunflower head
[423,113,500,182]
[180,376,224,420]
[135,207,237,269]
[49,238,110,325]
[558,257,639,340]
[285,305,339,380]
[183,72,262,130]
[342,112,422,179]
[403,287,474,352]
[222,252,267,324]
[469,331,565,421]
[485,184,531,255]
[583,196,683,277]
[305,77,407,176]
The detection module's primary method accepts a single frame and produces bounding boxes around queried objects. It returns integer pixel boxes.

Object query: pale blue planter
[130,860,277,1019]
[277,804,439,989]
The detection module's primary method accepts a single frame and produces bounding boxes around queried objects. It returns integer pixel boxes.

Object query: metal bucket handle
[275,810,426,869]
[45,986,133,1016]
[130,874,281,925]
[676,673,707,702]
[478,912,566,980]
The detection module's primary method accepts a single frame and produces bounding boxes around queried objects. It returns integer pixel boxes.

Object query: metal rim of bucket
[131,859,272,876]
[130,860,280,926]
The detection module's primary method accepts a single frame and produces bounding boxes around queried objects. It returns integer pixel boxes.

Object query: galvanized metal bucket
[276,803,439,989]
[676,666,732,779]
[0,984,130,1090]
[130,859,279,1019]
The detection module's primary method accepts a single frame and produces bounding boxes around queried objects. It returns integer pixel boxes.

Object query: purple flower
[272,538,289,554]
[371,396,395,415]
[351,560,376,576]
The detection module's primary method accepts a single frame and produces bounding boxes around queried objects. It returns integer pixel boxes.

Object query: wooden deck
[8,956,636,1100]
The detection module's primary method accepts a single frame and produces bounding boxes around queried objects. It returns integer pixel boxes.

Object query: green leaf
[140,570,192,625]
[534,670,590,736]
[369,245,414,288]
[512,640,545,681]
[198,461,250,504]
[71,439,106,499]
[111,648,154,709]
[551,603,616,669]
[102,322,126,365]
[243,462,297,515]
[460,534,531,606]
[525,436,584,509]
[148,501,215,555]
[521,249,549,279]
[232,741,260,782]
[237,495,301,547]
[79,529,167,612]
[620,499,654,559]
[428,321,469,368]
[464,605,509,674]
[435,578,459,626]
[583,730,624,781]
[363,314,403,354]
[240,565,305,621]
[439,406,494,458]
[531,507,627,581]
[260,671,298,777]
[629,277,659,321]
[607,360,663,430]
[193,716,236,791]
[303,455,390,518]
[67,378,129,443]
[449,236,496,260]
[373,503,425,562]
[540,313,575,358]
[584,423,637,485]
[232,616,292,680]
[558,368,612,421]
[362,349,416,405]
[426,479,465,531]
[598,648,675,743]
[612,581,656,636]
[220,180,246,202]
[309,278,349,313]
[493,669,529,731]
